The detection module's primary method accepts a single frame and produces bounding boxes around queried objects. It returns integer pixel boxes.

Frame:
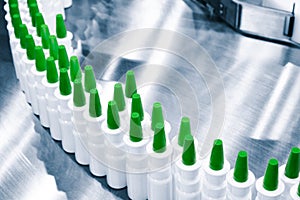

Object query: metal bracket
[193,0,299,46]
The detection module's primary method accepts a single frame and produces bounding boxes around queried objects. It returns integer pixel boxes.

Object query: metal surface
[1,0,300,199]
[194,0,299,45]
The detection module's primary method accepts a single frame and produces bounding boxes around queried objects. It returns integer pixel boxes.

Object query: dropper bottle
[56,14,73,55]
[67,78,90,165]
[174,135,201,200]
[171,117,192,162]
[226,151,255,200]
[23,34,38,112]
[31,46,49,127]
[42,57,60,140]
[102,100,127,189]
[279,147,300,198]
[54,68,74,153]
[125,70,137,107]
[202,139,230,199]
[123,112,149,200]
[84,88,107,173]
[255,158,285,199]
[146,122,173,200]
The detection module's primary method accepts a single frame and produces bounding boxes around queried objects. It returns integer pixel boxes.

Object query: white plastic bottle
[42,57,60,140]
[123,112,149,200]
[226,151,255,200]
[147,122,173,200]
[54,68,74,153]
[175,135,201,200]
[255,158,285,200]
[102,100,127,189]
[84,88,106,175]
[202,139,230,200]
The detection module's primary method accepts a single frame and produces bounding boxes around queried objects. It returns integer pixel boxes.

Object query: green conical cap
[34,46,46,72]
[89,88,102,118]
[151,102,164,130]
[298,182,300,197]
[27,0,37,6]
[130,112,143,142]
[70,56,82,82]
[107,100,120,129]
[19,24,28,49]
[9,4,19,17]
[59,68,71,96]
[58,45,69,69]
[263,158,279,191]
[84,65,96,92]
[12,14,22,38]
[178,117,192,147]
[182,135,196,166]
[49,35,58,60]
[153,123,166,153]
[46,57,58,83]
[125,70,137,98]
[284,147,300,179]
[73,79,86,107]
[234,151,249,182]
[41,24,50,49]
[56,14,67,38]
[25,34,35,60]
[35,12,44,37]
[131,93,144,121]
[113,83,125,111]
[29,3,39,26]
[8,0,18,6]
[209,139,224,171]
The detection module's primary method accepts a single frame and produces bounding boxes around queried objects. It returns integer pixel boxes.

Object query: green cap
[263,158,279,191]
[19,24,28,49]
[233,151,249,182]
[41,24,50,49]
[46,57,58,83]
[89,88,102,118]
[209,139,224,171]
[34,46,46,72]
[8,0,18,6]
[284,147,300,179]
[56,14,67,38]
[59,68,71,96]
[27,0,37,6]
[298,182,300,197]
[73,79,86,107]
[131,93,144,121]
[182,135,196,166]
[84,65,96,92]
[9,4,19,17]
[49,35,59,60]
[12,14,22,38]
[125,70,137,98]
[25,34,35,60]
[129,112,143,142]
[70,56,82,82]
[107,100,120,130]
[113,83,125,111]
[58,45,69,69]
[35,12,44,37]
[151,102,164,131]
[29,3,39,26]
[178,117,192,147]
[153,123,166,153]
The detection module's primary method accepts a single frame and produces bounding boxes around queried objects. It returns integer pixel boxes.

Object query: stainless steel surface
[1,0,300,199]
[193,0,299,45]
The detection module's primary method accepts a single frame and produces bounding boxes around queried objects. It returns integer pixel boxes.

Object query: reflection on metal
[1,0,300,199]
[193,0,299,45]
